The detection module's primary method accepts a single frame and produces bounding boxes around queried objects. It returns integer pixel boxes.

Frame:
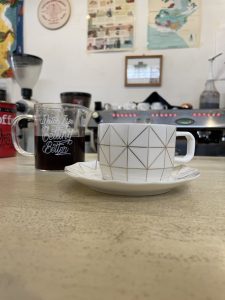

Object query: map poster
[87,0,135,52]
[147,0,201,50]
[0,0,24,78]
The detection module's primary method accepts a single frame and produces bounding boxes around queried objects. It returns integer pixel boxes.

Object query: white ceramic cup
[123,102,137,110]
[98,123,195,182]
[137,102,150,111]
[151,102,167,110]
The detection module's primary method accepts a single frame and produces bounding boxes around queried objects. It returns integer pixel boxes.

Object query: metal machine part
[88,108,225,156]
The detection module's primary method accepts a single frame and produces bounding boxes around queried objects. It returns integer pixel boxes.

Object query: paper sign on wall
[87,0,135,52]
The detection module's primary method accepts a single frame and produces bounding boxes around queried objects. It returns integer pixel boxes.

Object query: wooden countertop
[0,154,225,300]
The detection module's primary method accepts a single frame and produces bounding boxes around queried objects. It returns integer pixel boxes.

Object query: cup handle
[174,131,195,164]
[11,114,34,156]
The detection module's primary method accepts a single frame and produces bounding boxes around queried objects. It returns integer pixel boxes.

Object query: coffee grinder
[10,53,43,113]
[10,53,43,151]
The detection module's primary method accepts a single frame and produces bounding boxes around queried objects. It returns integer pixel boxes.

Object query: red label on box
[0,102,17,158]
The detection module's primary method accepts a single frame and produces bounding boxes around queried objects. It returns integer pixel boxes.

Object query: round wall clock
[38,0,71,30]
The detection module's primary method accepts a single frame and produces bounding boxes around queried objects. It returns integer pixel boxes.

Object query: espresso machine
[10,53,43,151]
[88,107,225,156]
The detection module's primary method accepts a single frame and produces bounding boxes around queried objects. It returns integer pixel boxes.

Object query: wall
[11,0,225,109]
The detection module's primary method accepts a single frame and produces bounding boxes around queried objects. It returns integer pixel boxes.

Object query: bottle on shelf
[199,53,222,109]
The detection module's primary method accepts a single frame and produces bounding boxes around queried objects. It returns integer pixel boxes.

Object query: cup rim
[99,123,175,128]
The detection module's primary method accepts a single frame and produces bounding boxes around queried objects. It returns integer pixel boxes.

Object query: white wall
[12,0,225,109]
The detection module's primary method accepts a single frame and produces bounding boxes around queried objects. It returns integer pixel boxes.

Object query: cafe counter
[0,154,225,300]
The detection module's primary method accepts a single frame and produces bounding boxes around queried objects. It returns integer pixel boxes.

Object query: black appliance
[88,108,225,156]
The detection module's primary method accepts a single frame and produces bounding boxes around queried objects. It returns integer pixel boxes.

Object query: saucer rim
[65,161,200,196]
[65,160,200,186]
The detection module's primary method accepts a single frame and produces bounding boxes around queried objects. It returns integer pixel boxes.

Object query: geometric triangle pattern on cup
[166,126,176,147]
[110,124,128,146]
[98,123,177,182]
[99,124,110,145]
[128,125,149,147]
[110,146,127,168]
[128,147,148,169]
[99,145,110,165]
[148,148,166,169]
[111,167,127,181]
[147,168,164,182]
[160,167,174,181]
[128,168,148,182]
[164,147,175,168]
[149,126,166,147]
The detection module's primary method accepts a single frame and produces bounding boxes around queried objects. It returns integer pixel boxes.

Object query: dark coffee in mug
[35,135,85,170]
[11,103,91,171]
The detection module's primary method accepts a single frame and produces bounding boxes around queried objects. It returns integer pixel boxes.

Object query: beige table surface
[0,154,225,300]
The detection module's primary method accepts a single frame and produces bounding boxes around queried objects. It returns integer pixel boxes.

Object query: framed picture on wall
[125,55,163,87]
[38,0,71,30]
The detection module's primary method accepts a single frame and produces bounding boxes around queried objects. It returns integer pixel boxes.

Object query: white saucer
[65,161,200,196]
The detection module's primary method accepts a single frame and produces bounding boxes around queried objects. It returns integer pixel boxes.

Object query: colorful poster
[87,0,135,52]
[148,0,201,50]
[0,0,23,78]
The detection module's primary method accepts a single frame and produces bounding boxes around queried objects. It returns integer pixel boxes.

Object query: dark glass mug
[11,103,91,170]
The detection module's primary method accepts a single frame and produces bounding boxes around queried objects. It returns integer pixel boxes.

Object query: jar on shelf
[199,79,220,109]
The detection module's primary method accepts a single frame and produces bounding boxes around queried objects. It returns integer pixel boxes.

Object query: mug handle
[174,131,195,164]
[11,114,34,156]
